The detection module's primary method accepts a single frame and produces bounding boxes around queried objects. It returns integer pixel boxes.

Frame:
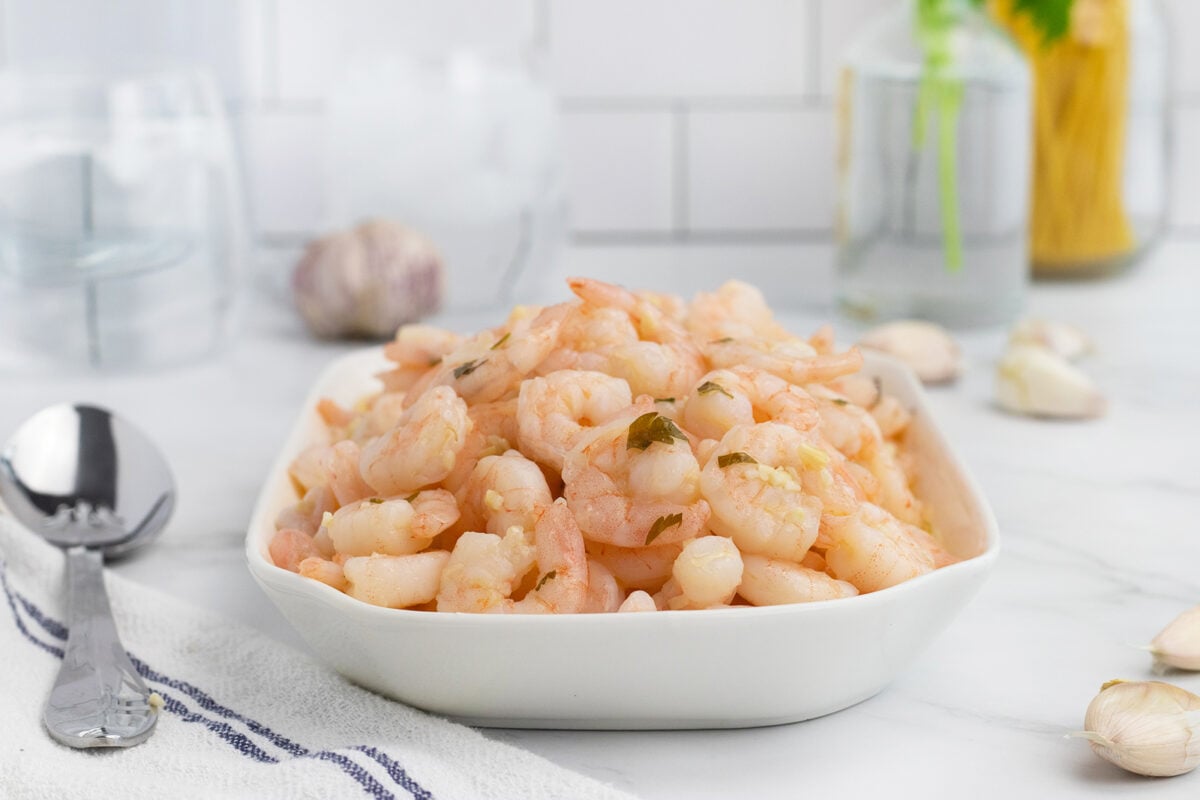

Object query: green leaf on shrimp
[654,397,676,404]
[645,513,683,545]
[626,412,687,450]
[709,337,734,345]
[697,381,733,399]
[490,332,511,350]
[832,398,849,406]
[427,356,442,367]
[534,570,557,591]
[368,497,385,504]
[717,452,758,469]
[453,358,487,379]
[405,492,419,503]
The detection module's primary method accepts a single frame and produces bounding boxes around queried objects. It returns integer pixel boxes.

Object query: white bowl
[246,349,999,730]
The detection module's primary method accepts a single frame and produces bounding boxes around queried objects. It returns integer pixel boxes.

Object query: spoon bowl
[0,403,175,748]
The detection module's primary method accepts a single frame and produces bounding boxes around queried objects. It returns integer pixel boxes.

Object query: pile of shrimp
[269,277,958,614]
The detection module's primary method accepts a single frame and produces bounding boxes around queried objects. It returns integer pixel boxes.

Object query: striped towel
[0,515,636,800]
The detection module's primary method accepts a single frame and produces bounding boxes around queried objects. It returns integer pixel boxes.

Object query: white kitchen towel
[0,515,637,800]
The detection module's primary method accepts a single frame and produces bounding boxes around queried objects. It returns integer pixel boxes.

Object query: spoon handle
[44,546,159,748]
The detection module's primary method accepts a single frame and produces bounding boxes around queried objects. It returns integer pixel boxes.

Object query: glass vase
[835,0,1032,328]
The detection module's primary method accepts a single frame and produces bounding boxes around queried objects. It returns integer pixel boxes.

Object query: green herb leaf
[428,356,442,367]
[697,381,733,399]
[717,452,758,468]
[832,398,849,406]
[534,570,557,591]
[1012,0,1073,45]
[709,337,734,345]
[645,513,683,545]
[626,412,687,450]
[453,358,487,379]
[368,497,385,504]
[490,332,511,350]
[654,397,676,404]
[405,492,419,503]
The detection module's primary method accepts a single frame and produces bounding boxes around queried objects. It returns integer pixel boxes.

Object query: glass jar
[835,0,1032,328]
[992,0,1167,276]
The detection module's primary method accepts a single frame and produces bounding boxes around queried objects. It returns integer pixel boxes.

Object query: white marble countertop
[3,239,1199,798]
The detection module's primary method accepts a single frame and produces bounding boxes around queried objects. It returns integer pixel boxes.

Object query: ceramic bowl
[246,349,999,729]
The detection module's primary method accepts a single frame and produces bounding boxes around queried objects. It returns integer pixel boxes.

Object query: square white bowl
[245,349,999,729]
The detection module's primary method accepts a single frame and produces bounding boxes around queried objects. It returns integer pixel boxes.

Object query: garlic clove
[292,219,444,340]
[1150,606,1200,673]
[857,320,962,384]
[995,344,1105,419]
[1073,679,1200,777]
[1008,318,1092,361]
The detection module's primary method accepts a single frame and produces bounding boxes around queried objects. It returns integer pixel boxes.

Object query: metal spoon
[0,403,175,748]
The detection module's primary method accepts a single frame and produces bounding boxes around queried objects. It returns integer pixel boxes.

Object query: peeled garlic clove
[995,344,1105,419]
[292,219,444,340]
[1150,606,1200,672]
[1008,318,1092,361]
[858,320,961,384]
[1073,679,1200,777]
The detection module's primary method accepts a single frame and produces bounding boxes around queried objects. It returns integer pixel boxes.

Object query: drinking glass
[0,69,249,372]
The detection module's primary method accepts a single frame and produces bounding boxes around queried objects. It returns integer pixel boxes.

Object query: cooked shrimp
[870,394,912,439]
[582,559,623,613]
[324,490,459,557]
[685,280,795,343]
[437,499,588,613]
[563,400,710,548]
[737,554,859,605]
[360,385,472,495]
[681,367,819,441]
[378,325,464,393]
[269,528,321,572]
[344,551,451,608]
[584,539,682,593]
[618,590,658,612]
[517,370,633,471]
[404,303,568,407]
[288,440,375,508]
[665,536,744,609]
[274,485,335,538]
[823,503,936,593]
[454,449,552,536]
[298,556,348,591]
[699,423,823,562]
[704,337,864,386]
[567,277,706,399]
[441,398,520,494]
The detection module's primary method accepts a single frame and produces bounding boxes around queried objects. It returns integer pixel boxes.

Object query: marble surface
[3,239,1199,798]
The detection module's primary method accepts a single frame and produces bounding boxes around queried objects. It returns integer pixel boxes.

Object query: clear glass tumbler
[0,69,249,372]
[835,0,1032,328]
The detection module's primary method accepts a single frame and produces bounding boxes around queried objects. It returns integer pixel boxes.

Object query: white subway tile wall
[1,0,1198,245]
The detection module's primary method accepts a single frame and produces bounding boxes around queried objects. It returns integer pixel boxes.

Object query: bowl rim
[245,347,1001,626]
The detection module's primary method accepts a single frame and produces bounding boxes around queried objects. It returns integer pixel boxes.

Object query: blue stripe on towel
[1,562,434,800]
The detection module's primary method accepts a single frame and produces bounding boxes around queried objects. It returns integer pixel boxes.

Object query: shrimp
[298,556,348,591]
[823,503,937,593]
[681,367,819,441]
[704,337,864,387]
[737,554,859,605]
[537,303,639,375]
[582,559,623,613]
[324,489,459,557]
[437,499,588,614]
[441,399,520,494]
[567,277,706,400]
[288,440,375,507]
[563,400,710,548]
[378,325,464,393]
[359,385,472,495]
[344,551,451,608]
[618,590,658,612]
[269,528,321,572]
[685,280,795,343]
[660,536,744,610]
[274,485,335,538]
[454,449,552,536]
[699,423,823,562]
[403,303,568,407]
[585,539,682,592]
[517,370,633,471]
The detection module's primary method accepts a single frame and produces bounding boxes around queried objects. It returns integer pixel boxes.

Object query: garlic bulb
[995,344,1105,419]
[1008,318,1092,361]
[1150,606,1200,673]
[1074,680,1200,777]
[857,320,962,384]
[292,220,444,339]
